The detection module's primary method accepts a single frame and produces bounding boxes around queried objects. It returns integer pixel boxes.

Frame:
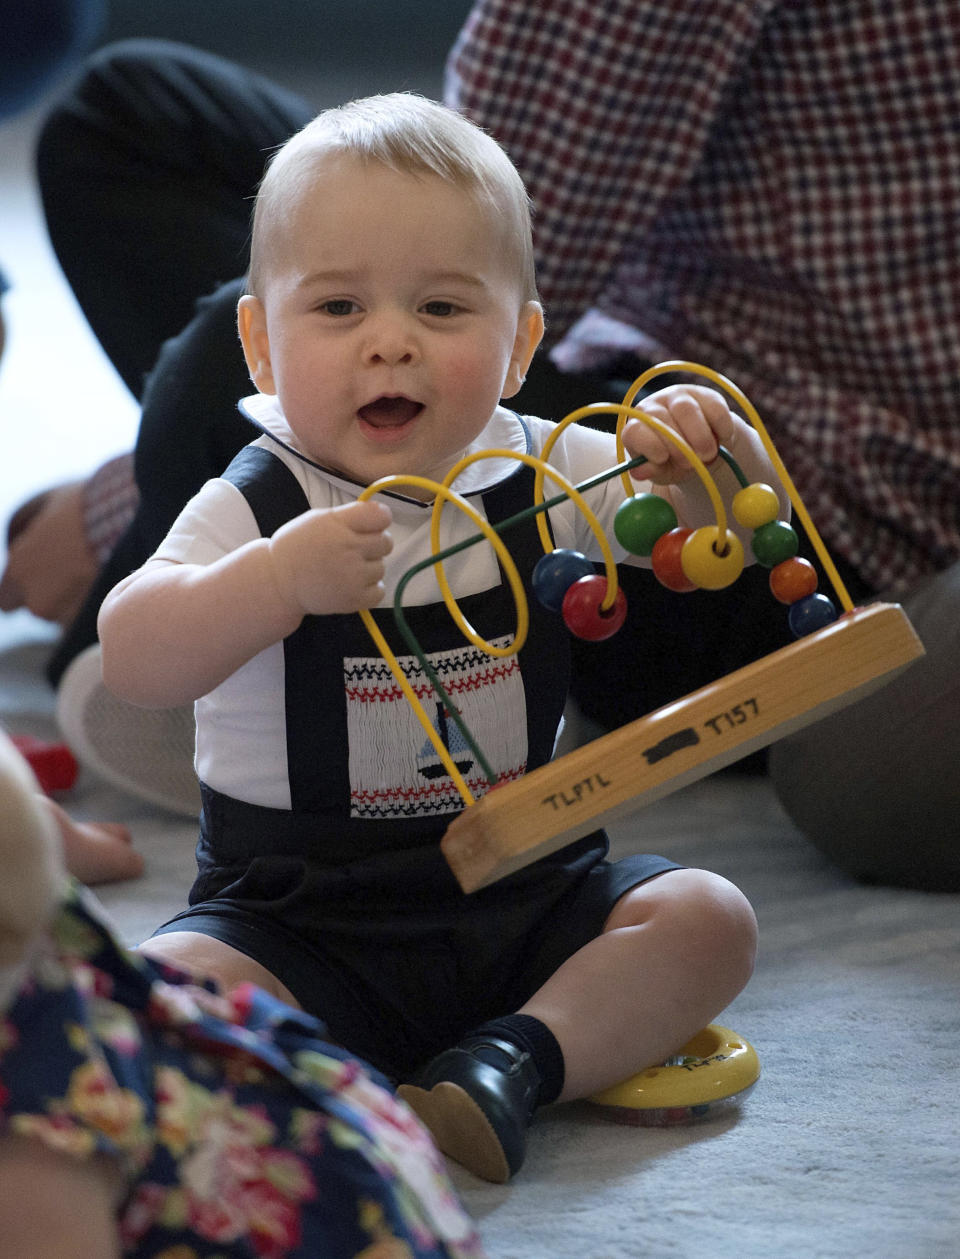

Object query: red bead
[769,557,818,604]
[651,528,697,592]
[561,575,628,641]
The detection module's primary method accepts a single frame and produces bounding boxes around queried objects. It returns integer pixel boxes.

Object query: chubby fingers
[623,385,735,482]
[335,501,393,605]
[269,499,393,616]
[338,499,394,559]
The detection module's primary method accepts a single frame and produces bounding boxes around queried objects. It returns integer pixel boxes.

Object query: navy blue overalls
[156,435,677,1078]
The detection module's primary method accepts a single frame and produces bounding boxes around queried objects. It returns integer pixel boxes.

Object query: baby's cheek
[442,348,490,389]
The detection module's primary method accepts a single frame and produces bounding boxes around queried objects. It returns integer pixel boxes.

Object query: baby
[0,728,484,1258]
[98,93,773,1183]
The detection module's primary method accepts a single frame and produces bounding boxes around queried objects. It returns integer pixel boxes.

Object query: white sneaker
[56,644,201,818]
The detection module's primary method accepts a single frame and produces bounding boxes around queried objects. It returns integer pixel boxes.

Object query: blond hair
[247,93,537,303]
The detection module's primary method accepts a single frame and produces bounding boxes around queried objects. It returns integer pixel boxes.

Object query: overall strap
[221,444,309,536]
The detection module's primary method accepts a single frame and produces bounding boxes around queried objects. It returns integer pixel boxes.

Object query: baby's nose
[365,314,417,365]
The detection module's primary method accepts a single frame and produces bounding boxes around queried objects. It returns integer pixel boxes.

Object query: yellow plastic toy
[589,1024,760,1126]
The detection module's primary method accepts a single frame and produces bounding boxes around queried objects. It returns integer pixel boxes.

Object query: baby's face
[239,153,542,492]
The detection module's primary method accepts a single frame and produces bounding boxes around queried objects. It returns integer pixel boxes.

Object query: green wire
[716,445,750,487]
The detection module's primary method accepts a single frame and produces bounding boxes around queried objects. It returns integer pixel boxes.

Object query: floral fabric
[0,884,485,1259]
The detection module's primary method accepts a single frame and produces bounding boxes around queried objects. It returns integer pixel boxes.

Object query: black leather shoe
[397,1035,542,1182]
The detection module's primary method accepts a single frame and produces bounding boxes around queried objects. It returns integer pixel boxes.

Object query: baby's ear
[237,295,276,394]
[501,302,545,399]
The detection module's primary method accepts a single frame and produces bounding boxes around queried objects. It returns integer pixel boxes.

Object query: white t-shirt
[154,397,642,809]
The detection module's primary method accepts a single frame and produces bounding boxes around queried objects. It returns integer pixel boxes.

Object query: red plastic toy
[11,734,78,794]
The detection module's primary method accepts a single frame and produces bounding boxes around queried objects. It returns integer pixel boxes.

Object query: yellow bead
[681,526,745,590]
[732,483,780,529]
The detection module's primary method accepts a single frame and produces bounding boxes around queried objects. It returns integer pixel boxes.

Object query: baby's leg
[401,867,757,1180]
[0,735,66,1006]
[519,867,758,1099]
[0,1136,122,1259]
[140,930,302,1008]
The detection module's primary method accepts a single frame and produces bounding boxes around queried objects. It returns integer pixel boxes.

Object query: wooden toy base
[442,603,923,892]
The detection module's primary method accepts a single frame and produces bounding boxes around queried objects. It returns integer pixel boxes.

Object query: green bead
[614,493,678,556]
[751,520,799,567]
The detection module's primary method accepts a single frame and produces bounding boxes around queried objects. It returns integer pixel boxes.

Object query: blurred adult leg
[47,277,251,682]
[36,38,314,396]
[35,41,314,681]
[769,561,960,891]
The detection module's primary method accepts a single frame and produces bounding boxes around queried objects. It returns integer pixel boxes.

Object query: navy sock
[465,1013,565,1107]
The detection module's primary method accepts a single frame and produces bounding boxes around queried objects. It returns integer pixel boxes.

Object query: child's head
[247,93,538,305]
[238,93,544,491]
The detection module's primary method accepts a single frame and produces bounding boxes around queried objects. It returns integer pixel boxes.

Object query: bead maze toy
[357,361,924,895]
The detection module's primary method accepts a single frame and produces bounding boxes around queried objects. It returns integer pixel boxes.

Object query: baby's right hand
[268,500,393,617]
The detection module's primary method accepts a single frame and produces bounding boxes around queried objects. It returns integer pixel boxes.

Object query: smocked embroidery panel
[344,636,526,818]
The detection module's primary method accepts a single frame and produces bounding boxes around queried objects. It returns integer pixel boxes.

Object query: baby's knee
[679,868,756,977]
[615,868,758,987]
[138,931,301,1008]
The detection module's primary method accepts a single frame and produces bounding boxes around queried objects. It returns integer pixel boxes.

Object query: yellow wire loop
[439,448,621,614]
[354,442,632,804]
[624,362,854,612]
[355,606,475,805]
[361,470,529,656]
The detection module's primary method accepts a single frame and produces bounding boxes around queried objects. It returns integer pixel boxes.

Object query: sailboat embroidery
[417,700,474,781]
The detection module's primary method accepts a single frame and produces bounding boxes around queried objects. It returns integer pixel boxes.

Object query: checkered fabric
[82,452,139,564]
[447,0,960,595]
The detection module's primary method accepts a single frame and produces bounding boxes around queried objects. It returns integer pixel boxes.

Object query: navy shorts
[155,834,681,1080]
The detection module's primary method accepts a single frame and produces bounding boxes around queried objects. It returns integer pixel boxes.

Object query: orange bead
[769,557,818,604]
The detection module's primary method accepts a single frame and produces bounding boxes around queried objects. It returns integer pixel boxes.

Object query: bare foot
[43,800,144,885]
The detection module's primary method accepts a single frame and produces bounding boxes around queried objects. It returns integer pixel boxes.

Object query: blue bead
[532,549,595,612]
[788,593,839,638]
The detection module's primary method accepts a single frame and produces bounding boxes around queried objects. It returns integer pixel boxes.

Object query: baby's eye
[420,300,461,317]
[319,299,358,316]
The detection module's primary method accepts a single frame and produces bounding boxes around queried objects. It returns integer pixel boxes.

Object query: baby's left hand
[621,385,736,485]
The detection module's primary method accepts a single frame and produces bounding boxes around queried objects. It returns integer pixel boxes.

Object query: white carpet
[2,98,958,1259]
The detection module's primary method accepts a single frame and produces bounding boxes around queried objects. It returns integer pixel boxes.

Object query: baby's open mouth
[357,396,424,427]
